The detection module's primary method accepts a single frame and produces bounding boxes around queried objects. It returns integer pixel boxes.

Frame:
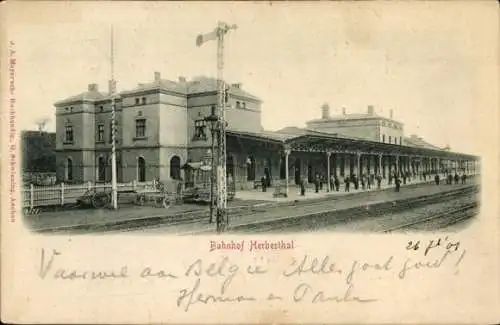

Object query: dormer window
[99,105,104,112]
[242,102,247,109]
[142,97,146,105]
[70,106,74,112]
[135,98,140,105]
[236,101,241,108]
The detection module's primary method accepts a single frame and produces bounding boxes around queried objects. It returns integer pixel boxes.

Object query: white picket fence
[21,181,156,209]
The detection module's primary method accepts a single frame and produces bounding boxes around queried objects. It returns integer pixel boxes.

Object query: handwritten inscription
[38,239,467,312]
[406,236,460,256]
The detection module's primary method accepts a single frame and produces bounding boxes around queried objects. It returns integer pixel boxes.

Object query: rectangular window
[135,119,146,138]
[382,134,386,143]
[389,136,392,144]
[97,124,104,142]
[400,136,402,145]
[64,126,74,143]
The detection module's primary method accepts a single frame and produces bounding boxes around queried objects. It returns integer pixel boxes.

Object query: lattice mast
[196,21,236,232]
[110,24,118,209]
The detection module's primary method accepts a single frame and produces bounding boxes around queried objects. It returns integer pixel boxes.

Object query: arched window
[246,156,255,181]
[382,134,386,143]
[98,156,106,182]
[66,157,73,182]
[137,157,146,182]
[170,156,181,180]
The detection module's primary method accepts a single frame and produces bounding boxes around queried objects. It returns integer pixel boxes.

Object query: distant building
[22,130,56,173]
[306,104,405,145]
[54,73,262,184]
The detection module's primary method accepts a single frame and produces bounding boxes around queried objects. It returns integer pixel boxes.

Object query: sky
[5,1,498,155]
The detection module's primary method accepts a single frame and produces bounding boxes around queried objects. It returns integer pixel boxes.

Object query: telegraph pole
[110,25,118,209]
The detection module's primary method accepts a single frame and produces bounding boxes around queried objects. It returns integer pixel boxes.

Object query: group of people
[297,169,471,196]
[297,173,386,196]
[435,173,468,185]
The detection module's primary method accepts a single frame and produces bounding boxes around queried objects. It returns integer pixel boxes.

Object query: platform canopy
[226,130,478,160]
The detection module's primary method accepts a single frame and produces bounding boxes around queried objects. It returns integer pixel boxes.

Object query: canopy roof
[226,130,478,160]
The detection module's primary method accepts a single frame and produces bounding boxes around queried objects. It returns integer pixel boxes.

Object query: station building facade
[54,72,479,191]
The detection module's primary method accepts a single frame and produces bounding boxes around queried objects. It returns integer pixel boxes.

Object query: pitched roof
[118,76,262,101]
[121,79,187,95]
[307,113,402,125]
[405,135,441,150]
[226,129,295,142]
[187,77,261,101]
[274,126,367,141]
[54,91,110,106]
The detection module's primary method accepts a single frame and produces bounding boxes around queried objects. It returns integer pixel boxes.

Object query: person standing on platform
[330,174,335,191]
[395,176,401,192]
[361,175,366,190]
[353,175,359,190]
[454,173,459,184]
[344,176,350,192]
[367,175,372,189]
[334,175,340,192]
[261,175,267,192]
[376,174,382,189]
[434,174,440,185]
[314,174,320,193]
[461,173,467,184]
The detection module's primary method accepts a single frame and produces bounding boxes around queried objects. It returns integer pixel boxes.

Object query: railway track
[228,186,478,234]
[382,202,478,233]
[41,184,478,234]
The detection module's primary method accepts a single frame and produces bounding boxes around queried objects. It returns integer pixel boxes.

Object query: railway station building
[54,72,479,192]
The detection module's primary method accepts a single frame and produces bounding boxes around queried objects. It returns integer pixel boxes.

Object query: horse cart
[76,180,175,209]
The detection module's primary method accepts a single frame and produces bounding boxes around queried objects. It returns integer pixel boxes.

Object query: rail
[382,202,478,233]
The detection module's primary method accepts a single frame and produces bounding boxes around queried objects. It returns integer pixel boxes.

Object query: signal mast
[197,22,237,232]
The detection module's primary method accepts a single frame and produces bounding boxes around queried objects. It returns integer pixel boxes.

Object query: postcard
[1,1,499,324]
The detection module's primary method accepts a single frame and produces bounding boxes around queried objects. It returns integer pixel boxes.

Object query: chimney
[88,83,98,92]
[154,71,161,82]
[342,107,347,115]
[367,105,375,116]
[178,76,186,84]
[389,109,394,119]
[321,103,330,119]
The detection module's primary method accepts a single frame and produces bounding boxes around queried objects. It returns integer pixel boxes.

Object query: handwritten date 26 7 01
[406,236,460,256]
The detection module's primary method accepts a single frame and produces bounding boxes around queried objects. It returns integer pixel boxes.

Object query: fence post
[132,180,137,192]
[30,184,34,209]
[61,182,65,206]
